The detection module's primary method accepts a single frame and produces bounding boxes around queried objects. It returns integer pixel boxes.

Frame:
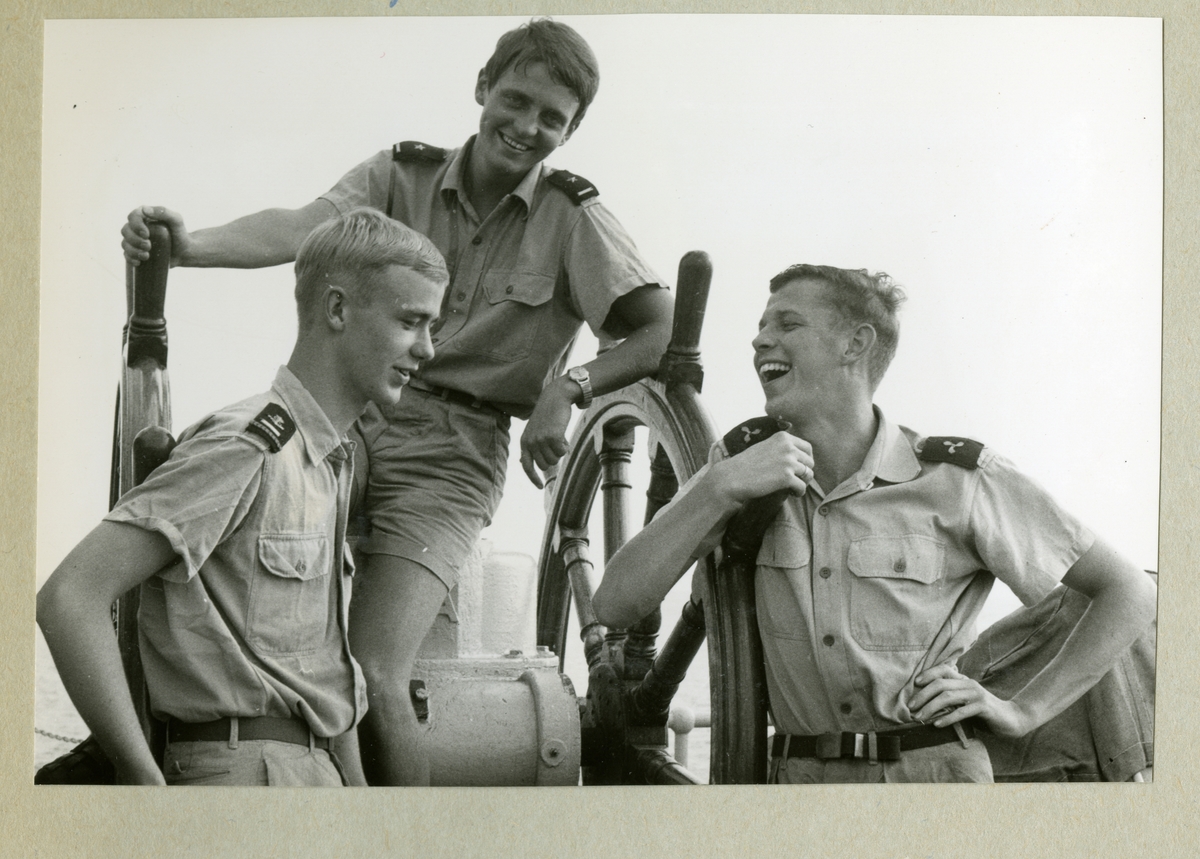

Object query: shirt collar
[442,135,541,214]
[857,406,921,487]
[270,366,346,466]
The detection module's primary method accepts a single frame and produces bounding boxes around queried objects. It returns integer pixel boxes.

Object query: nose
[513,108,539,139]
[752,327,773,351]
[414,326,436,360]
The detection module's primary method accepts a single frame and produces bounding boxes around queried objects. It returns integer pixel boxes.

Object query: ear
[843,323,876,366]
[475,69,489,106]
[324,285,349,332]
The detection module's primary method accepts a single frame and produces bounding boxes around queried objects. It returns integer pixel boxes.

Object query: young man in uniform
[119,20,672,784]
[38,209,446,785]
[593,264,1157,783]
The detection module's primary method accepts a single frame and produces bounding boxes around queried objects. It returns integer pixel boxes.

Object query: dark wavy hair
[482,18,600,133]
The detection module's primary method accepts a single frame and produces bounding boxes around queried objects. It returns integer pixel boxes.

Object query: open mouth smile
[499,132,533,153]
[758,361,791,384]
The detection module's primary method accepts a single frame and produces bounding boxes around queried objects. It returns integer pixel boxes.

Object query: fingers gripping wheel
[720,417,791,563]
[534,252,771,784]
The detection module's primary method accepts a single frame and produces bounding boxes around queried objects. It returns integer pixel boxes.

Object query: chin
[763,394,800,424]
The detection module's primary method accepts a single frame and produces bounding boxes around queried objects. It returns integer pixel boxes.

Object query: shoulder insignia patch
[919,436,984,469]
[723,416,790,456]
[546,169,599,204]
[392,141,448,163]
[246,403,296,453]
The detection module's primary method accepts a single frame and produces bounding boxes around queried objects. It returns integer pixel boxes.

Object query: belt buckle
[815,733,843,760]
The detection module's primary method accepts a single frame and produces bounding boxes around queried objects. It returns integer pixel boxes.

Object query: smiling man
[38,209,446,785]
[118,19,671,785]
[593,263,1157,783]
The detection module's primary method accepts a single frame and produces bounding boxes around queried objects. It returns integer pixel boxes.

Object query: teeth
[758,362,791,383]
[500,133,531,151]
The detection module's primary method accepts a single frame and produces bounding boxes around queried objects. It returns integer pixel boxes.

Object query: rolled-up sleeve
[104,434,264,583]
[564,200,668,336]
[318,150,393,215]
[969,452,1096,606]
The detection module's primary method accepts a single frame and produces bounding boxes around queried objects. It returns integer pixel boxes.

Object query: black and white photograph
[16,6,1179,855]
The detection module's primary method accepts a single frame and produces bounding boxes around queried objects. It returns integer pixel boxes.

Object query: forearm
[541,313,670,414]
[37,588,163,784]
[593,468,735,628]
[586,315,672,396]
[1008,550,1157,732]
[179,200,337,268]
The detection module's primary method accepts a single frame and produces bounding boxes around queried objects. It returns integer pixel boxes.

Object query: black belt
[406,379,508,419]
[772,721,975,763]
[166,716,331,751]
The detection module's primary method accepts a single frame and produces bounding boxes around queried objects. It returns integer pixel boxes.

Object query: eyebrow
[759,308,806,326]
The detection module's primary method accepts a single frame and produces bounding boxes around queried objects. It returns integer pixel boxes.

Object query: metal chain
[35,727,86,745]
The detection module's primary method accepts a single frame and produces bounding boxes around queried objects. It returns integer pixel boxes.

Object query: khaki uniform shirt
[683,409,1094,737]
[105,367,367,738]
[319,137,665,417]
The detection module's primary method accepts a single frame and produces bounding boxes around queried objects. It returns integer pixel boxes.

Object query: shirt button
[296,560,307,573]
[456,292,465,301]
[818,506,830,516]
[822,634,835,647]
[819,567,832,579]
[471,236,482,245]
[894,558,907,573]
[839,703,852,714]
[505,285,514,294]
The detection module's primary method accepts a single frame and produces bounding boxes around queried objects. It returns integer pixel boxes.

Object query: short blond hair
[294,208,448,329]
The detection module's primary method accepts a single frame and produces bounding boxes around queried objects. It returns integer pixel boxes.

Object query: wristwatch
[566,366,593,409]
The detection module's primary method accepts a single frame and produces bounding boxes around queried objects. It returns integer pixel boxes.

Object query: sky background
[39,13,1162,640]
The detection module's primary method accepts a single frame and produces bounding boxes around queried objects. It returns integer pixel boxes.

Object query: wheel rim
[535,377,767,784]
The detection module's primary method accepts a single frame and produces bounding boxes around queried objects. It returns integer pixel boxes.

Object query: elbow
[591,587,618,630]
[647,318,673,363]
[592,584,635,631]
[36,577,66,638]
[1132,570,1158,631]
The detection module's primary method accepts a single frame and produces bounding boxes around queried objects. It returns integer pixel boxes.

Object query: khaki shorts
[351,386,511,589]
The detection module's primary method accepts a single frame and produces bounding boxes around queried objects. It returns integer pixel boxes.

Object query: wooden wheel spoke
[537,251,768,783]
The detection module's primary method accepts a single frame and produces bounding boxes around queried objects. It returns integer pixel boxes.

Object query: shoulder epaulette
[392,141,448,163]
[919,436,984,469]
[723,416,789,456]
[546,169,599,205]
[245,403,296,453]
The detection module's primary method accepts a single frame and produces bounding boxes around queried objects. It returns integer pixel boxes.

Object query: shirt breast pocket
[249,534,331,654]
[458,270,556,362]
[754,518,810,641]
[847,535,946,651]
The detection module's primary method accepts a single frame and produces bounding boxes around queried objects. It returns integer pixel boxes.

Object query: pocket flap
[756,517,811,568]
[258,534,329,581]
[482,270,555,307]
[847,535,942,583]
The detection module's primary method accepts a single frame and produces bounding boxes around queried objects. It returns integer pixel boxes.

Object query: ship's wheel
[535,252,769,784]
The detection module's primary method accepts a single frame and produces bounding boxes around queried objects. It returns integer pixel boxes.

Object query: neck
[286,342,365,436]
[465,144,524,219]
[791,397,878,493]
